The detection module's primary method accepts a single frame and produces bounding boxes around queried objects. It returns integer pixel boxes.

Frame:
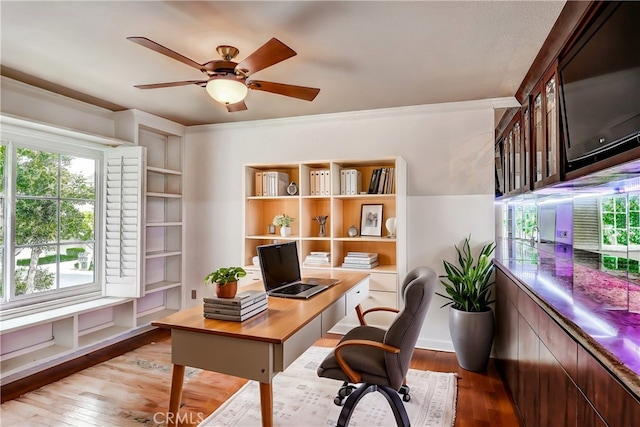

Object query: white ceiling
[0,1,566,126]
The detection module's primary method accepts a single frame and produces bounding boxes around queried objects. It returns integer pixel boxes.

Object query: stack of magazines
[303,251,331,267]
[203,289,267,321]
[342,252,379,269]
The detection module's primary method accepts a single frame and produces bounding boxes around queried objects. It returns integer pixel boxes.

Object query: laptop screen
[257,241,302,291]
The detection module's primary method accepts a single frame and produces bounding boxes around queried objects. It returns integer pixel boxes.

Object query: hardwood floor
[1,333,520,426]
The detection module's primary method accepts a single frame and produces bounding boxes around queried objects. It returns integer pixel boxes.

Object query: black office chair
[317,266,437,427]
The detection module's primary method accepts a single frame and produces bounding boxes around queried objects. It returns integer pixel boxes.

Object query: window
[600,194,640,249]
[1,140,101,307]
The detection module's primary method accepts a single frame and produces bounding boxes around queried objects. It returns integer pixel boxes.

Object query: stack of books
[367,167,394,194]
[303,251,331,267]
[203,289,267,321]
[341,252,379,269]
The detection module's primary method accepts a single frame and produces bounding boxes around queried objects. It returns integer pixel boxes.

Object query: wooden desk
[152,272,369,427]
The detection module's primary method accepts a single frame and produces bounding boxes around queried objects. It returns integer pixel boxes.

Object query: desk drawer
[369,272,397,292]
[346,278,369,312]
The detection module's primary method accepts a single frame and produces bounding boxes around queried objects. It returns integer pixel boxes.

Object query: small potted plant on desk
[205,266,247,299]
[437,235,496,371]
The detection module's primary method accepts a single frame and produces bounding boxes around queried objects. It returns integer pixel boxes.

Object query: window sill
[0,296,132,334]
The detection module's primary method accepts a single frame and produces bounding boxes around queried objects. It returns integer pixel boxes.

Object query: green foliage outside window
[2,146,95,299]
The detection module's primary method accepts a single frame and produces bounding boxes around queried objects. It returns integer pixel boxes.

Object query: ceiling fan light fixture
[206,78,248,104]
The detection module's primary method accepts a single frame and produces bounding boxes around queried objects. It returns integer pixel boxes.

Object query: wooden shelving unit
[242,157,406,330]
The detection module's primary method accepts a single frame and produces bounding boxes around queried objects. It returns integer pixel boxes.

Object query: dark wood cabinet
[497,110,530,197]
[494,266,640,426]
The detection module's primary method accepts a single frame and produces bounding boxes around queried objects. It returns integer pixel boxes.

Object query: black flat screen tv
[558,1,640,172]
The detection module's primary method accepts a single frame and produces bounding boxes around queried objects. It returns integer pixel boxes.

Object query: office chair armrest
[334,339,401,384]
[355,304,400,326]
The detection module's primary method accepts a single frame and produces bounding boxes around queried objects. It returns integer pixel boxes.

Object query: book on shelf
[311,169,330,196]
[341,261,379,269]
[203,301,268,321]
[343,255,378,264]
[303,252,331,266]
[203,289,266,307]
[255,171,263,196]
[340,169,362,195]
[367,168,394,194]
[204,298,268,316]
[346,251,378,258]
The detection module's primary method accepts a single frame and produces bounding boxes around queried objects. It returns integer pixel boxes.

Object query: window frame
[1,136,104,309]
[0,115,139,313]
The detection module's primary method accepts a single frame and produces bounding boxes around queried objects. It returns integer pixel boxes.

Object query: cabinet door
[521,100,532,192]
[518,313,540,426]
[494,271,519,399]
[495,138,505,197]
[577,345,640,426]
[533,64,561,188]
[539,342,577,426]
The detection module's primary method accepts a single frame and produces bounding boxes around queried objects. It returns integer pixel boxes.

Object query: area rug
[200,346,457,427]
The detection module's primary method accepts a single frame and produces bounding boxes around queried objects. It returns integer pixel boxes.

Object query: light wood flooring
[1,332,520,427]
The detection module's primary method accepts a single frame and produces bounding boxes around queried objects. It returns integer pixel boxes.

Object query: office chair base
[337,383,410,427]
[334,381,357,406]
[399,384,410,402]
[335,382,410,405]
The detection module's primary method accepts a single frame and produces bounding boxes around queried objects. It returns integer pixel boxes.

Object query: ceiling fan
[127,36,320,112]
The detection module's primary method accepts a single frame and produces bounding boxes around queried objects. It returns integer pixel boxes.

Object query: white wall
[184,100,504,351]
[1,77,116,138]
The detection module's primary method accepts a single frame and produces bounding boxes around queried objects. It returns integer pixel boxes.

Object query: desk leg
[168,364,185,427]
[259,381,273,427]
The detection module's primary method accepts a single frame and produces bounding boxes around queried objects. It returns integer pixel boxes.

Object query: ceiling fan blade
[248,80,320,101]
[134,80,207,89]
[236,38,296,76]
[226,100,248,112]
[127,36,203,70]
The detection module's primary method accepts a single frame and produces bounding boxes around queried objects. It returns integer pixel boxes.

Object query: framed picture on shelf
[360,204,383,236]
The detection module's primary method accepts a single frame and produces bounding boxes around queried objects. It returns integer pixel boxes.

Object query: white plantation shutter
[103,146,146,297]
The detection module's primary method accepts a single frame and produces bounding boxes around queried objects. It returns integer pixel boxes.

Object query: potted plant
[273,213,295,237]
[204,266,247,298]
[437,235,496,371]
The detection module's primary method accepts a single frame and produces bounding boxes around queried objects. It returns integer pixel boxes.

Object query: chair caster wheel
[334,396,344,406]
[403,393,411,402]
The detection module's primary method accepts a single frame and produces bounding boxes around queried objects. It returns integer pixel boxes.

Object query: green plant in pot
[204,266,247,299]
[437,235,496,371]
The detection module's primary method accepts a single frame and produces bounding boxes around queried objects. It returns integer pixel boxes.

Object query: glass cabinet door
[522,102,531,192]
[545,76,558,178]
[532,64,561,188]
[513,121,521,190]
[533,92,544,183]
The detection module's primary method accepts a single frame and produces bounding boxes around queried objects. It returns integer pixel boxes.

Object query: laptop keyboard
[277,283,315,295]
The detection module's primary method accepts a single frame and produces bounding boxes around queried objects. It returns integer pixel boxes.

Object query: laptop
[257,241,338,299]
